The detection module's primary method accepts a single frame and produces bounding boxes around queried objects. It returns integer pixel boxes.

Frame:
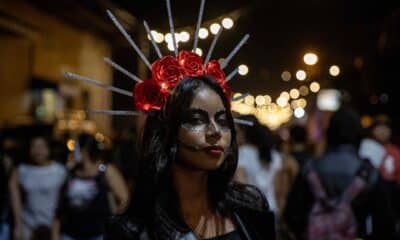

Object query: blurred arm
[9,168,22,239]
[105,164,129,213]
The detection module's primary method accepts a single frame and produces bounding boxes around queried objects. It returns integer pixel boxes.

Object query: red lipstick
[203,146,224,158]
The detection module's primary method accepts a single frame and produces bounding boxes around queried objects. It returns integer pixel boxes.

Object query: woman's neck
[172,164,212,222]
[171,164,235,238]
[78,158,100,176]
[34,159,52,166]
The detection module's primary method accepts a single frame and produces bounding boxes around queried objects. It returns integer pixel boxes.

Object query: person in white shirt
[235,115,283,213]
[9,135,66,239]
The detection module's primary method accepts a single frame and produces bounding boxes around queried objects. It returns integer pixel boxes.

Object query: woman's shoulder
[105,214,149,240]
[226,182,270,213]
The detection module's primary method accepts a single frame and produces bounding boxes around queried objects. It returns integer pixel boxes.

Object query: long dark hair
[77,133,102,161]
[326,106,362,148]
[129,76,238,226]
[238,115,273,164]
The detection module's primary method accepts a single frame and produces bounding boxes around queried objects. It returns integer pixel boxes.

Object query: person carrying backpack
[305,159,372,240]
[284,106,396,240]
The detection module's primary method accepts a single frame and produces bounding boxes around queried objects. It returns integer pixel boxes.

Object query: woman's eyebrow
[186,108,209,116]
[185,108,227,118]
[214,109,227,117]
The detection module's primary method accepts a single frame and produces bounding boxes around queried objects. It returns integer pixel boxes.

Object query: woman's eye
[216,115,228,125]
[188,118,206,125]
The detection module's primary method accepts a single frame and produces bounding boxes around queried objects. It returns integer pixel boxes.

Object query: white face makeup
[177,87,232,171]
[180,108,230,133]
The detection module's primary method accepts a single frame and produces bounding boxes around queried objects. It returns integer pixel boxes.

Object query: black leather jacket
[105,185,276,240]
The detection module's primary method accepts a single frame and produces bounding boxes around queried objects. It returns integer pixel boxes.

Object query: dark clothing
[0,161,9,223]
[284,144,396,239]
[105,184,275,240]
[291,151,311,170]
[58,165,111,238]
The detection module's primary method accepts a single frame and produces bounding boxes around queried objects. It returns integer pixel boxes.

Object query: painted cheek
[221,131,232,147]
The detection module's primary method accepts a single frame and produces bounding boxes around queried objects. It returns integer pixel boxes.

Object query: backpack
[306,164,368,240]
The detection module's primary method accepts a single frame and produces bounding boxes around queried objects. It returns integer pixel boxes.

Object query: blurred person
[235,114,298,217]
[368,115,400,238]
[284,106,396,239]
[53,133,129,240]
[370,115,400,183]
[106,76,276,239]
[289,124,313,170]
[9,135,66,240]
[1,141,11,240]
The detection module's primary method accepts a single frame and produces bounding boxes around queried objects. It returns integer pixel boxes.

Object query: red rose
[133,79,170,112]
[178,50,204,77]
[152,56,185,89]
[205,60,226,84]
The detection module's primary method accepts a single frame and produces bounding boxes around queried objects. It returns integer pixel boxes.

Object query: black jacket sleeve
[104,215,144,240]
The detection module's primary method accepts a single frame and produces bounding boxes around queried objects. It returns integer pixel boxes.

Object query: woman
[10,135,66,239]
[106,76,276,239]
[53,133,129,240]
[235,115,298,216]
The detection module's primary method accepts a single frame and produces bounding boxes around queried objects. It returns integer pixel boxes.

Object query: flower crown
[64,0,253,126]
[135,50,231,112]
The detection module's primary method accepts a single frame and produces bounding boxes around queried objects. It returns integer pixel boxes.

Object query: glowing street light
[180,31,190,42]
[154,33,164,43]
[299,85,309,96]
[199,28,209,39]
[238,64,249,76]
[195,48,203,56]
[304,53,318,65]
[310,81,320,93]
[222,17,234,29]
[264,95,272,104]
[294,107,305,118]
[281,71,291,81]
[290,89,300,99]
[165,33,172,43]
[210,23,221,35]
[277,97,288,107]
[329,65,340,76]
[296,70,307,81]
[280,91,290,100]
[255,95,266,106]
[244,95,255,105]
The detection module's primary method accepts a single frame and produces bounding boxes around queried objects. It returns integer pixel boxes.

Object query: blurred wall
[0,0,112,135]
[0,36,30,123]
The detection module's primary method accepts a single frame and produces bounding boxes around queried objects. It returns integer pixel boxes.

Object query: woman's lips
[203,146,224,158]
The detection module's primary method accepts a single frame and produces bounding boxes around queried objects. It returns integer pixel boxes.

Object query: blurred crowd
[1,105,399,240]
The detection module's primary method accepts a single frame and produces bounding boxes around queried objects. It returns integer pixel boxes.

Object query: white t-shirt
[238,144,282,213]
[359,138,386,168]
[18,162,66,229]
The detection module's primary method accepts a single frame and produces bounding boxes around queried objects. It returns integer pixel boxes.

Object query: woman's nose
[206,121,222,140]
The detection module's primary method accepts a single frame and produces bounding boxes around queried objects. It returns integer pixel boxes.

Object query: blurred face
[30,137,50,164]
[177,87,232,171]
[372,124,391,144]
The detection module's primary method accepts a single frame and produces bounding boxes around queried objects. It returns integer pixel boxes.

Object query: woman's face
[30,137,50,164]
[177,87,232,171]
